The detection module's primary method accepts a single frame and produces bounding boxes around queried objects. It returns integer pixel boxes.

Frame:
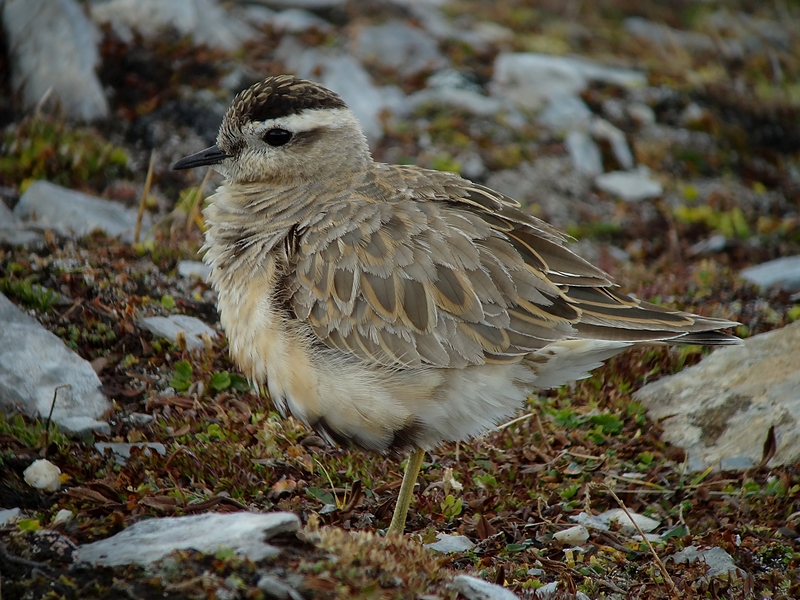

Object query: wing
[287,165,738,370]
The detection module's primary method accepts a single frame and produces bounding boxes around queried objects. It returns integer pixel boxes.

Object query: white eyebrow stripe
[252,108,356,134]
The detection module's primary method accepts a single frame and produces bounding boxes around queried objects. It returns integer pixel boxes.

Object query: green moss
[0,115,129,190]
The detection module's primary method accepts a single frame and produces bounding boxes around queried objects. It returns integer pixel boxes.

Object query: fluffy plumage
[174,75,739,454]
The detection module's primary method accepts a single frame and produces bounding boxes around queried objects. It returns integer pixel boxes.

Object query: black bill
[172,145,230,170]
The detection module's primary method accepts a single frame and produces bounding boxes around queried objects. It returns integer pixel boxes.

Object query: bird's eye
[263,128,292,147]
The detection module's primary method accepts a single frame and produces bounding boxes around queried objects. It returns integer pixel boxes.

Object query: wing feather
[287,166,738,370]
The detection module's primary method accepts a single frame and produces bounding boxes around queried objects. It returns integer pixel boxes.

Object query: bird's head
[173,75,372,185]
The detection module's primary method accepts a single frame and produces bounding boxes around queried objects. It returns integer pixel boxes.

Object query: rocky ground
[1,1,799,599]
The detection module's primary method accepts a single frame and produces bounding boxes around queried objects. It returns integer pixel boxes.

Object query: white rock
[553,524,589,545]
[595,167,663,202]
[14,181,148,242]
[177,260,212,280]
[628,102,656,126]
[257,575,304,600]
[424,533,475,554]
[571,511,611,531]
[138,315,216,350]
[58,416,111,437]
[352,22,447,77]
[635,322,800,469]
[590,118,634,170]
[670,546,742,578]
[3,0,109,121]
[689,234,728,256]
[53,509,74,525]
[537,95,593,132]
[449,575,520,600]
[77,512,300,566]
[491,53,646,111]
[536,582,590,600]
[0,293,110,431]
[741,256,800,292]
[89,0,256,51]
[270,8,330,33]
[566,131,603,176]
[24,459,62,492]
[599,509,660,535]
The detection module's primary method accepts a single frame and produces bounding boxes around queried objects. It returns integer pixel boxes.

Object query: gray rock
[352,22,447,77]
[634,323,800,469]
[595,167,663,202]
[491,53,646,111]
[405,3,511,53]
[89,0,256,51]
[257,575,304,600]
[95,442,167,466]
[537,95,593,132]
[571,509,659,535]
[0,200,16,226]
[449,575,519,600]
[536,582,590,600]
[670,546,742,578]
[741,256,800,292]
[177,260,212,280]
[129,412,155,426]
[689,234,728,256]
[77,512,300,566]
[625,17,717,52]
[14,181,148,242]
[0,293,110,430]
[3,0,109,121]
[408,87,503,118]
[566,131,603,176]
[139,315,217,350]
[0,201,46,248]
[485,156,602,229]
[58,416,111,437]
[424,533,475,554]
[0,508,21,526]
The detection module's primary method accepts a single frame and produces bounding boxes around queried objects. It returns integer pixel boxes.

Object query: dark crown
[228,75,347,126]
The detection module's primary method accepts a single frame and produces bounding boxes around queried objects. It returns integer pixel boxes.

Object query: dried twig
[601,484,679,596]
[186,167,213,235]
[135,150,156,244]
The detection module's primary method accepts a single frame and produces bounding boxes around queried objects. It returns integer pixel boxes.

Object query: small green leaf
[230,374,251,391]
[506,543,527,552]
[18,518,40,531]
[209,371,232,391]
[206,424,226,440]
[169,360,193,392]
[661,525,687,540]
[306,487,335,505]
[589,413,623,435]
[160,295,176,310]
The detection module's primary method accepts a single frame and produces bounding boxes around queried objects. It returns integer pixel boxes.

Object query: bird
[173,75,740,535]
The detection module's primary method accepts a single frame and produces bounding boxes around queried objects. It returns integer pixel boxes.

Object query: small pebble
[23,459,62,492]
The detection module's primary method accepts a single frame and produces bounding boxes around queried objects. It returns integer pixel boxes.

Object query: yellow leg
[387,448,425,535]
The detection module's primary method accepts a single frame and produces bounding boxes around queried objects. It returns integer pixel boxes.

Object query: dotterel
[174,75,739,534]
